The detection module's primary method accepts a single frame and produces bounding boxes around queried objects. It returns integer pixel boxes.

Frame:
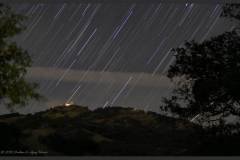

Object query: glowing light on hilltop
[64,101,74,107]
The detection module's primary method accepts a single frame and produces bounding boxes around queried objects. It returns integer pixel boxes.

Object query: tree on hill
[0,3,40,110]
[221,3,240,21]
[160,3,240,134]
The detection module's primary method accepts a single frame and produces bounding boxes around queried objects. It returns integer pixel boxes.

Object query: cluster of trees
[160,3,240,134]
[0,4,40,110]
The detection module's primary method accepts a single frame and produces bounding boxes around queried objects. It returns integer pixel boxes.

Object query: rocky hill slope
[0,105,239,156]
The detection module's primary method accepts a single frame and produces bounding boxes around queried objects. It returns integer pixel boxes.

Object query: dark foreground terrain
[0,105,239,156]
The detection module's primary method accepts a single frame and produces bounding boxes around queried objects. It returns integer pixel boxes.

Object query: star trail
[1,1,236,114]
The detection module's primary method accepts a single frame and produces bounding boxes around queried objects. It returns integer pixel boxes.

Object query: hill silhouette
[0,105,239,156]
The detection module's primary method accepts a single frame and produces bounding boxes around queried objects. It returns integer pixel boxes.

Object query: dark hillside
[0,105,239,156]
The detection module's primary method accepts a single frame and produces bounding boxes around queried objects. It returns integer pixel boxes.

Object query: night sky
[0,1,236,114]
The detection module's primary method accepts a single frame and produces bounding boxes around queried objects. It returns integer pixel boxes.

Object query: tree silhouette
[0,4,40,109]
[221,3,240,21]
[160,4,240,131]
